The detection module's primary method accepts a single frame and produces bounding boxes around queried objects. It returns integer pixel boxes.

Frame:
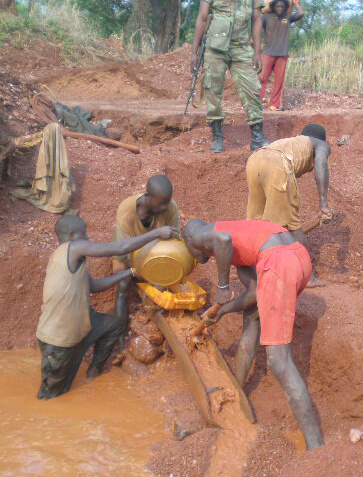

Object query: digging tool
[189,291,236,339]
[190,302,222,338]
[302,213,332,234]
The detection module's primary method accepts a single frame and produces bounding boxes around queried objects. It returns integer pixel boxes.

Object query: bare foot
[306,275,325,288]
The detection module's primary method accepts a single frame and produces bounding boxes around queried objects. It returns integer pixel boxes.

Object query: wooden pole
[62,129,141,154]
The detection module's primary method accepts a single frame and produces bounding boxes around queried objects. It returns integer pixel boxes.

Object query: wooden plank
[152,311,217,427]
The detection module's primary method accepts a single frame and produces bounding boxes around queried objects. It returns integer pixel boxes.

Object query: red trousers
[259,55,288,108]
[256,243,312,345]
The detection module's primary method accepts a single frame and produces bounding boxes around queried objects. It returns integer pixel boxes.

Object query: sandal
[267,105,284,111]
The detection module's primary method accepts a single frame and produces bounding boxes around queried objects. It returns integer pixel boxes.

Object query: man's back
[214,219,286,266]
[36,242,91,347]
[265,135,314,177]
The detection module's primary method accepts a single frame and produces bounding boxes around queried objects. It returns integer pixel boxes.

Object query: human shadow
[307,212,350,275]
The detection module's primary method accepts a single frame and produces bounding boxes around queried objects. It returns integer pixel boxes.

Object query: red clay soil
[1,42,363,476]
[45,43,363,111]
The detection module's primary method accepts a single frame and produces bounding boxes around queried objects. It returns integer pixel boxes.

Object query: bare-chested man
[183,218,324,450]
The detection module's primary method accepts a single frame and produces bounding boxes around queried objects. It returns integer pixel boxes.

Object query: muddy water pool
[0,349,167,476]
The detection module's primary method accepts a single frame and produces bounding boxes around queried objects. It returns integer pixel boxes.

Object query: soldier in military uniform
[191,0,269,153]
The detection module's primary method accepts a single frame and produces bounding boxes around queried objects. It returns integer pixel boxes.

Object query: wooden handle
[302,217,320,234]
[62,129,141,154]
[190,303,221,338]
[302,213,332,234]
[201,302,222,320]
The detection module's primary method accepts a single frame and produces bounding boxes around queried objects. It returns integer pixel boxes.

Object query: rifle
[184,15,212,115]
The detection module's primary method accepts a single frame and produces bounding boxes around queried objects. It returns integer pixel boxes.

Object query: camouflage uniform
[202,0,263,125]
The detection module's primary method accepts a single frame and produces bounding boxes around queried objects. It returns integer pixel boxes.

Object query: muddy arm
[216,267,257,320]
[88,270,133,293]
[68,227,179,270]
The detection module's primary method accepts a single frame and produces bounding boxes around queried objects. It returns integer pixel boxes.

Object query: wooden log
[62,129,140,154]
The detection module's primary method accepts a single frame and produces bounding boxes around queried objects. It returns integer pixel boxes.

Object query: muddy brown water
[0,349,167,476]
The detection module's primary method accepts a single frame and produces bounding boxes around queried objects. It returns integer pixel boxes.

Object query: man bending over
[183,218,324,450]
[37,214,178,399]
[246,123,332,286]
[113,175,179,343]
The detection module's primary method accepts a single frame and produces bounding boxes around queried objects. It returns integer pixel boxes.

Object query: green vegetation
[0,1,124,63]
[287,39,363,93]
[0,0,362,92]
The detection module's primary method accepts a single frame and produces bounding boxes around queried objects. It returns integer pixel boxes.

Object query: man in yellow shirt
[114,175,180,341]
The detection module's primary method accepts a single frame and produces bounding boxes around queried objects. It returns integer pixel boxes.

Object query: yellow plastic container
[131,239,196,287]
[137,281,207,311]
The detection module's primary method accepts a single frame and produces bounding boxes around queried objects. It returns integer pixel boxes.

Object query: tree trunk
[150,0,180,53]
[0,0,17,14]
[29,0,34,15]
[127,0,181,53]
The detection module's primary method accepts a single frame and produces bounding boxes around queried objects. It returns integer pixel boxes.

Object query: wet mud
[0,349,167,476]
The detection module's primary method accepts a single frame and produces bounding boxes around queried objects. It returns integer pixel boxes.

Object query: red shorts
[256,243,312,345]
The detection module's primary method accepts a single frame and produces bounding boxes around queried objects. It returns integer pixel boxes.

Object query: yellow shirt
[267,135,314,178]
[115,194,180,265]
[36,242,91,347]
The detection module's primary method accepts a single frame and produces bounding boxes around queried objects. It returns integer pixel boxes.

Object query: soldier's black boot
[250,122,269,151]
[211,120,224,153]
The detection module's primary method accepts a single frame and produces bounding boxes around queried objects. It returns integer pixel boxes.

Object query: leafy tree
[72,0,131,36]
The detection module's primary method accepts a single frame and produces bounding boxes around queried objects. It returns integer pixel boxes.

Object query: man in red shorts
[183,218,324,450]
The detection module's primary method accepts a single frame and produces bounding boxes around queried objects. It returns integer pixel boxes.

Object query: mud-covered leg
[236,306,260,387]
[266,344,324,450]
[87,311,124,378]
[115,275,133,348]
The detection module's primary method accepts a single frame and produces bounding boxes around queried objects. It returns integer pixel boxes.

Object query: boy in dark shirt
[259,0,304,110]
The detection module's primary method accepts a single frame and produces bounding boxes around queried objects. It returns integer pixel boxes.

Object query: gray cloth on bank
[54,102,107,137]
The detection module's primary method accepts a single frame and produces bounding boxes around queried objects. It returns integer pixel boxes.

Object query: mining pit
[0,42,363,476]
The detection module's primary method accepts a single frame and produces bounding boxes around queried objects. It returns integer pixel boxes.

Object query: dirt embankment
[1,41,363,476]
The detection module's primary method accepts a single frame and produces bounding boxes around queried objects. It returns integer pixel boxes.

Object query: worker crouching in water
[183,218,324,449]
[36,214,178,399]
[113,175,179,345]
[191,0,269,153]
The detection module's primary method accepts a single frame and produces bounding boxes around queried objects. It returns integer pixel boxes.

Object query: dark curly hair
[269,0,290,12]
[301,123,327,142]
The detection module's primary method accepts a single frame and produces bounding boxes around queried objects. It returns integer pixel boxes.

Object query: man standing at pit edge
[191,0,269,153]
[259,0,304,111]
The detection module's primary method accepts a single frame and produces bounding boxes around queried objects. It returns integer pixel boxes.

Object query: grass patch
[0,1,125,64]
[286,39,363,94]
